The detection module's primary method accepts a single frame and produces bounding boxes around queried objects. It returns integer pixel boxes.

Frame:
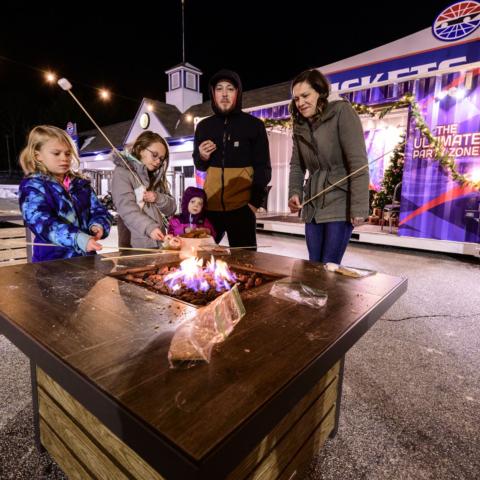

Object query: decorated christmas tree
[372,134,406,210]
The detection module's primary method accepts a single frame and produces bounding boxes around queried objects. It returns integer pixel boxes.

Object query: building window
[185,72,196,90]
[173,166,194,178]
[184,166,194,178]
[171,72,180,90]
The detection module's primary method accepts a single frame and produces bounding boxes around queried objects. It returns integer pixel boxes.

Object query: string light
[99,88,111,101]
[469,168,480,183]
[44,71,57,84]
[146,103,154,112]
[1,51,148,106]
[260,95,480,191]
[185,114,193,122]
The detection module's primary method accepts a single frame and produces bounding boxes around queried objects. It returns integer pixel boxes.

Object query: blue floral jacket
[19,173,112,262]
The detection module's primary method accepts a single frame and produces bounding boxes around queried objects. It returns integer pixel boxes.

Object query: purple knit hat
[179,187,207,224]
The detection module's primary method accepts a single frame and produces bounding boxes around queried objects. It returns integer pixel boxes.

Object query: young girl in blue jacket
[18,125,112,262]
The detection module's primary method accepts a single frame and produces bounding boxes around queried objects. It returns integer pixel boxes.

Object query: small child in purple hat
[168,186,216,238]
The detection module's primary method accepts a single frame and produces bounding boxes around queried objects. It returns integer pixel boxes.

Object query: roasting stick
[105,246,180,253]
[24,242,176,256]
[24,242,271,251]
[299,147,398,208]
[57,77,169,230]
[100,245,273,261]
[197,245,272,251]
[57,78,142,186]
[104,246,271,253]
[23,242,163,251]
[23,243,271,261]
[100,252,176,261]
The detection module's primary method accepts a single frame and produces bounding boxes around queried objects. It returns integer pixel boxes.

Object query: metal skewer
[197,245,271,251]
[100,245,273,261]
[23,242,177,254]
[24,242,271,251]
[57,77,169,230]
[299,147,401,208]
[101,252,177,261]
[57,78,143,187]
[23,243,271,262]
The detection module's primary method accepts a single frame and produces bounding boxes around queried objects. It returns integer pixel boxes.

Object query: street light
[44,71,57,84]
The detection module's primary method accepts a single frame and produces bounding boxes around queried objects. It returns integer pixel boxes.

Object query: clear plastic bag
[269,279,327,309]
[168,285,246,368]
[324,263,376,278]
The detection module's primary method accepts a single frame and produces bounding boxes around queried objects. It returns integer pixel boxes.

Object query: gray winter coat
[288,100,369,223]
[111,154,177,248]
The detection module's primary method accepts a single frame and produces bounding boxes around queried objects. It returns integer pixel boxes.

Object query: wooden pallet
[0,226,27,266]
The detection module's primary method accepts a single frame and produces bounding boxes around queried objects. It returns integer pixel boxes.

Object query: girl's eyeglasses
[145,147,167,162]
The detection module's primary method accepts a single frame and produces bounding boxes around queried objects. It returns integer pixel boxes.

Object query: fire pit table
[0,250,406,479]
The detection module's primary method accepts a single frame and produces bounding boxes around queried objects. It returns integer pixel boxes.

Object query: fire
[163,256,237,293]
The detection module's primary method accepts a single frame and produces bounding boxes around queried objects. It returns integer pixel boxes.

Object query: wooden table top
[0,251,407,478]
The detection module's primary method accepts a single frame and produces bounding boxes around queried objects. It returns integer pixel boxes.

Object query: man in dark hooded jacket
[193,69,271,248]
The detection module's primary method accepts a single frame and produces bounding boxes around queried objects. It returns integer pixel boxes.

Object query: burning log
[112,256,276,306]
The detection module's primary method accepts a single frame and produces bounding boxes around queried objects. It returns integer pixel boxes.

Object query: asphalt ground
[1,234,479,480]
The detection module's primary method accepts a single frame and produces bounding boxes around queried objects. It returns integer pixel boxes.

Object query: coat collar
[30,172,86,188]
[116,152,163,186]
[293,100,346,139]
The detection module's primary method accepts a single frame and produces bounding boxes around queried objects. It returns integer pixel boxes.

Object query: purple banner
[399,69,480,242]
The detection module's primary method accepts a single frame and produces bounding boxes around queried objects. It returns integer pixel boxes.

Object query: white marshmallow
[57,78,72,91]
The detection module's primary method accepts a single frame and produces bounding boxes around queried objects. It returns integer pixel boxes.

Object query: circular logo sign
[432,1,480,41]
[139,112,150,129]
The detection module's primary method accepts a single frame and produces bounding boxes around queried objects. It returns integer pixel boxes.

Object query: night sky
[0,0,456,170]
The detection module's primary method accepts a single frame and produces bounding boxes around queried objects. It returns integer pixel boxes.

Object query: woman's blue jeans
[305,220,353,264]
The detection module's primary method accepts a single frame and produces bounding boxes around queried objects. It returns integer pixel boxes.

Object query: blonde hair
[19,125,81,176]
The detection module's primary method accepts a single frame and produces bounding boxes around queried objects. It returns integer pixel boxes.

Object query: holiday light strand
[261,93,480,190]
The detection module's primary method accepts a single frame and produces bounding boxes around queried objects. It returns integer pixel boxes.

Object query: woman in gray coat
[288,69,369,264]
[112,131,177,249]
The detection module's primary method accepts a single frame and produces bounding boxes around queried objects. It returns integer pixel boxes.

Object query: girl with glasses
[112,131,176,248]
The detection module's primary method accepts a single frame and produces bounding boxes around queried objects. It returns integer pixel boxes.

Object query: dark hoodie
[193,69,271,211]
[208,69,243,115]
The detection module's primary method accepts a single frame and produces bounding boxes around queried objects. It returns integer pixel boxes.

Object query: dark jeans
[207,205,257,249]
[305,220,353,264]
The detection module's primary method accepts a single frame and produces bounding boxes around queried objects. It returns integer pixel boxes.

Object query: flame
[163,256,237,293]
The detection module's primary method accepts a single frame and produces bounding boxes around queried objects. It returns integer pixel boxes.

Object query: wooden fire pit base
[35,360,341,480]
[0,251,406,479]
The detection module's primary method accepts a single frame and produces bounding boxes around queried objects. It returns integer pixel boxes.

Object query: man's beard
[218,102,233,112]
